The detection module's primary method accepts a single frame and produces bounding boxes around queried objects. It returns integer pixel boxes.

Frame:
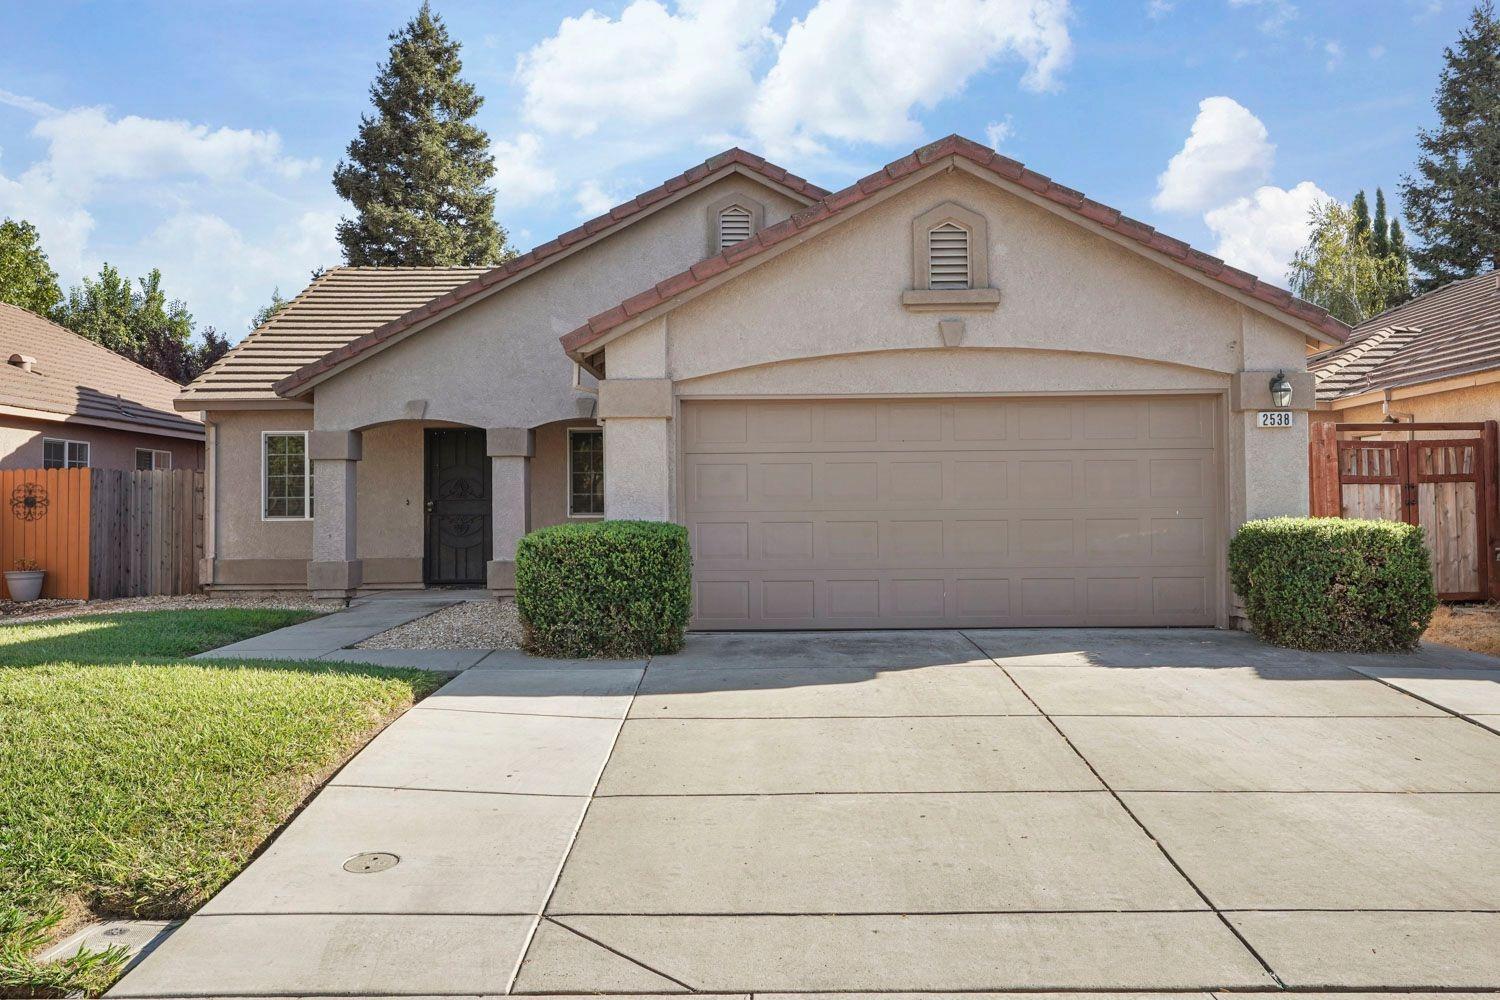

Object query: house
[178,134,1348,628]
[1,303,204,472]
[1310,270,1500,424]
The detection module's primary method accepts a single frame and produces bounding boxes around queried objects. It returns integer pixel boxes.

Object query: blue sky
[0,0,1473,341]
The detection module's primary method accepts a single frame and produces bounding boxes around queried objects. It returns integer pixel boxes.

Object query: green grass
[0,609,446,998]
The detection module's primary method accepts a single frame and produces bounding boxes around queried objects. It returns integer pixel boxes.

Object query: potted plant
[5,558,45,603]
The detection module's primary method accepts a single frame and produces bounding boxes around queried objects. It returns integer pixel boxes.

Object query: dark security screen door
[424,428,491,585]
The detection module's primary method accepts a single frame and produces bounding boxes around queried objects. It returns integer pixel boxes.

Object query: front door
[424,428,491,585]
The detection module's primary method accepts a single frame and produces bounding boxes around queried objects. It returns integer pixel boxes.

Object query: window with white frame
[567,428,604,517]
[927,221,971,289]
[263,432,311,519]
[135,448,172,471]
[42,438,89,469]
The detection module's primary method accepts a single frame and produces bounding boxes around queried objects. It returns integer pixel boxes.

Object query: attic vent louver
[928,222,970,289]
[7,354,35,373]
[718,205,753,251]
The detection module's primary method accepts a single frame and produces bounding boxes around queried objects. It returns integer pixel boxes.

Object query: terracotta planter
[4,570,45,602]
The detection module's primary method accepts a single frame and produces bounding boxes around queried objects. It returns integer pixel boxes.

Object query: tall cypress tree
[1351,190,1371,244]
[1372,188,1391,257]
[1400,1,1500,291]
[333,3,506,266]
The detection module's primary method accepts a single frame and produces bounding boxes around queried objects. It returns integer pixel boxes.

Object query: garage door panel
[692,510,1213,571]
[683,398,1221,629]
[691,569,1216,628]
[687,450,1214,512]
[684,398,1215,455]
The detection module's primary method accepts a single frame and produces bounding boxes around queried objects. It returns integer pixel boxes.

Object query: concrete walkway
[114,627,1500,996]
[196,589,492,667]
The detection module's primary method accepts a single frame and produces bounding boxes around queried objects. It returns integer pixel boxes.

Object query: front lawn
[0,610,446,997]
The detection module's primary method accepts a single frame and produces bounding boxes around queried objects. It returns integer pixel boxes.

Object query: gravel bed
[355,600,523,649]
[0,593,330,624]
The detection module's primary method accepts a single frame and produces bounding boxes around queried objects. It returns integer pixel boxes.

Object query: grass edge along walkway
[0,609,447,998]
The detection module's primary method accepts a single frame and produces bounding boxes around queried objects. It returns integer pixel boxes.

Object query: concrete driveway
[113,628,1500,996]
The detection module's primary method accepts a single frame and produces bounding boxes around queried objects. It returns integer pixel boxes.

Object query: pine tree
[1400,1,1500,291]
[1372,188,1391,257]
[0,218,63,315]
[333,3,506,266]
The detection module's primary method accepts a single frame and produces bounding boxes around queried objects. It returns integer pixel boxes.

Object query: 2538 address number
[1256,410,1294,428]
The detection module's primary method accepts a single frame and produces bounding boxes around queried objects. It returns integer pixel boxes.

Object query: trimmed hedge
[1228,517,1436,652]
[515,520,692,658]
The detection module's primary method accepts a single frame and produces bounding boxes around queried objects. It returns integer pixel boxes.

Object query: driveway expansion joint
[958,632,1289,990]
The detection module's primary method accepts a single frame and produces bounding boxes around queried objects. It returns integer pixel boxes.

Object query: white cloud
[143,209,341,332]
[1228,0,1297,32]
[573,180,623,218]
[1204,180,1328,283]
[32,107,317,191]
[517,0,776,141]
[748,0,1071,157]
[1323,40,1344,72]
[1153,96,1273,213]
[490,132,557,207]
[986,117,1015,149]
[0,89,328,334]
[1147,0,1175,18]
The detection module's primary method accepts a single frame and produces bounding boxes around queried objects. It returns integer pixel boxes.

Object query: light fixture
[1270,370,1293,408]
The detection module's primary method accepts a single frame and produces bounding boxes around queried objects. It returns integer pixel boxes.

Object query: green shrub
[515,520,692,658]
[1228,516,1436,652]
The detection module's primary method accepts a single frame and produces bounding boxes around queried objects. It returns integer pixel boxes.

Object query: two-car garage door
[683,396,1222,629]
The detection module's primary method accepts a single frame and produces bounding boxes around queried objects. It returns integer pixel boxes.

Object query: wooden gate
[1310,421,1498,601]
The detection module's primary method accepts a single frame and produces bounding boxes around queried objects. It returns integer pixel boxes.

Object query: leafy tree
[1400,1,1500,291]
[1288,197,1412,324]
[333,2,507,266]
[139,325,231,384]
[251,288,289,330]
[0,218,63,315]
[53,265,224,384]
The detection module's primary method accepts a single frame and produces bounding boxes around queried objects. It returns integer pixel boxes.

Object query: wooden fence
[1310,421,1498,601]
[0,468,203,601]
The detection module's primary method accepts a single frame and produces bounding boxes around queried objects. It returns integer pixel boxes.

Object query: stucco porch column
[308,430,362,600]
[598,378,674,520]
[486,427,532,597]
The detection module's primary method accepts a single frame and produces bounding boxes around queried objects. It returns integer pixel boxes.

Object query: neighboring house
[1310,270,1500,424]
[178,134,1347,628]
[0,303,204,472]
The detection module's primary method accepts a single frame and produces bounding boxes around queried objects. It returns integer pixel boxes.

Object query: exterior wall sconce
[1270,370,1294,408]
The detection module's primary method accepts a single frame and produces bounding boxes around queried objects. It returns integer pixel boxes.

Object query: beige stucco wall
[209,409,313,585]
[311,174,807,433]
[1316,381,1500,426]
[600,167,1319,619]
[0,415,202,471]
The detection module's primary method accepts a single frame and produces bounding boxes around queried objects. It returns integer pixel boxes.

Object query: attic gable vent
[7,354,35,373]
[718,204,754,251]
[927,222,971,289]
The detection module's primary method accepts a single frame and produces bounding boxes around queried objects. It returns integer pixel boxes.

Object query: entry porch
[298,417,601,599]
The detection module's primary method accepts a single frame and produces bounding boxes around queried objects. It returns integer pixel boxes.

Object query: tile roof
[0,302,203,437]
[561,134,1351,357]
[264,148,828,399]
[180,266,489,404]
[1310,270,1500,402]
